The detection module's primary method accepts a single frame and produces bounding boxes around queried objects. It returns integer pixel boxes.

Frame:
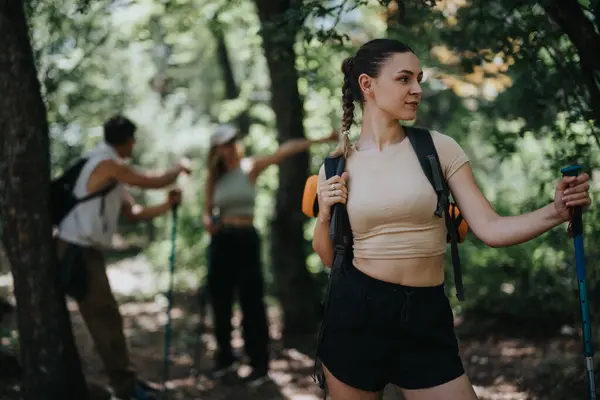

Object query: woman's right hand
[203,214,219,235]
[317,172,349,222]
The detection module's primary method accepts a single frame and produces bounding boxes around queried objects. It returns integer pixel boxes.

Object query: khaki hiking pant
[56,240,136,399]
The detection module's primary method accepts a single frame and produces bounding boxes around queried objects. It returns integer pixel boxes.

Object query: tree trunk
[544,0,600,123]
[0,2,88,399]
[211,21,251,136]
[253,0,318,339]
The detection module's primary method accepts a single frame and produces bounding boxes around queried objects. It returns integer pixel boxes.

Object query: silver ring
[331,183,335,190]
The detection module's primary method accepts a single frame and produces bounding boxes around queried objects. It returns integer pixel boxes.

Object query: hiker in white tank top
[58,142,126,248]
[55,115,191,400]
[57,119,191,250]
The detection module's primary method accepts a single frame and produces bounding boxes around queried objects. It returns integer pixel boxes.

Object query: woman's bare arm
[449,163,590,247]
[246,132,338,183]
[313,216,335,267]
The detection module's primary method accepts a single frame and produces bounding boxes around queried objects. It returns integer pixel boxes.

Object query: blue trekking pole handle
[561,164,597,399]
[161,204,179,398]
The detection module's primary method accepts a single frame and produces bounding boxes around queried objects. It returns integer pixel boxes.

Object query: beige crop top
[318,130,469,259]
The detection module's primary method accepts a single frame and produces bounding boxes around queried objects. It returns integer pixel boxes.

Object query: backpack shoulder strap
[313,155,350,390]
[324,156,343,180]
[322,156,351,269]
[78,180,117,203]
[70,157,117,219]
[405,126,449,217]
[405,126,465,301]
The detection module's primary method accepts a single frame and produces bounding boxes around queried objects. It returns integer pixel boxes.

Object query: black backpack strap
[77,180,117,204]
[69,155,117,210]
[324,156,350,268]
[405,126,465,301]
[313,156,351,394]
[324,156,340,180]
[78,180,118,233]
[445,206,464,301]
[405,127,448,216]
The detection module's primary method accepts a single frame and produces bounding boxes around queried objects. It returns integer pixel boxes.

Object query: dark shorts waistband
[215,225,257,234]
[343,263,446,298]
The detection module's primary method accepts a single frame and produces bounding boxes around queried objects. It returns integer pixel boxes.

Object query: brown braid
[331,56,355,158]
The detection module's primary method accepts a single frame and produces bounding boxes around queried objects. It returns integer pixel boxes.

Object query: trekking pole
[189,284,208,378]
[561,164,597,400]
[161,203,179,399]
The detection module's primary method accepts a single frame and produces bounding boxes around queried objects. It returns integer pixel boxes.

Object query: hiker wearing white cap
[203,124,337,386]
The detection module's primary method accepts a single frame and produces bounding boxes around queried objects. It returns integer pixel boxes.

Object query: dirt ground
[0,253,593,400]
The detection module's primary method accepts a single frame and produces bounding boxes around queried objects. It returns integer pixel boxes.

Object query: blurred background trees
[1,0,599,398]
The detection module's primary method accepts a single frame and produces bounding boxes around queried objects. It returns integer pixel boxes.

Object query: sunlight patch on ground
[0,273,13,300]
[281,391,320,400]
[0,252,199,301]
[106,254,160,296]
[0,273,12,289]
[473,385,529,400]
[106,253,200,297]
[500,345,536,358]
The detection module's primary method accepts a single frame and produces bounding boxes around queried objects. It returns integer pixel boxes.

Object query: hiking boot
[110,380,158,400]
[211,356,239,379]
[132,380,158,399]
[240,367,270,388]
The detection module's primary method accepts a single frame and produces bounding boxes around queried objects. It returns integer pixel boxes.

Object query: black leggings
[207,226,270,370]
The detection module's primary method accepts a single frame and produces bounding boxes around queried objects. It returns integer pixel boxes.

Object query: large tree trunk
[0,2,88,399]
[253,0,318,340]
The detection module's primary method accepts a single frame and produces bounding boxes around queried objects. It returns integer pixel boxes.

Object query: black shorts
[317,264,464,392]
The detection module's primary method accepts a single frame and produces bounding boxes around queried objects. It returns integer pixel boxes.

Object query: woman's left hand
[554,172,592,221]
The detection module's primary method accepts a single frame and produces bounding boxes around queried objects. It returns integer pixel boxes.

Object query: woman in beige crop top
[202,124,337,386]
[312,39,591,400]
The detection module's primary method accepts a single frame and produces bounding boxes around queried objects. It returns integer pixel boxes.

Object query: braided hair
[331,39,414,158]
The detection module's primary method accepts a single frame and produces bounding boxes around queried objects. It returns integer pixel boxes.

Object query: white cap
[210,124,238,147]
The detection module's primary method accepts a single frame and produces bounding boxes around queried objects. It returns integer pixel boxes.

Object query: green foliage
[433,0,599,166]
[26,0,600,335]
[30,0,133,173]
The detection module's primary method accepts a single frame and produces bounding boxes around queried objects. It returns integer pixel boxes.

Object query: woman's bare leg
[401,374,478,400]
[323,364,383,400]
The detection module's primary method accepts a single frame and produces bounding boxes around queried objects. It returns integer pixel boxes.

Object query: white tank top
[57,143,125,248]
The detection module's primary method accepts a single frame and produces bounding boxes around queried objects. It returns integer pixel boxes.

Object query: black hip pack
[59,243,89,302]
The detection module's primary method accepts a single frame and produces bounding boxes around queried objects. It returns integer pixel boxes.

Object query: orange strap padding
[448,203,469,243]
[302,175,319,218]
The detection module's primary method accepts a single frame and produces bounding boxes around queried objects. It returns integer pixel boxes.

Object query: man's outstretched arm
[95,158,191,190]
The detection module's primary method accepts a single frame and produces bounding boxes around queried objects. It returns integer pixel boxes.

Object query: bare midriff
[353,254,446,287]
[220,216,254,227]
